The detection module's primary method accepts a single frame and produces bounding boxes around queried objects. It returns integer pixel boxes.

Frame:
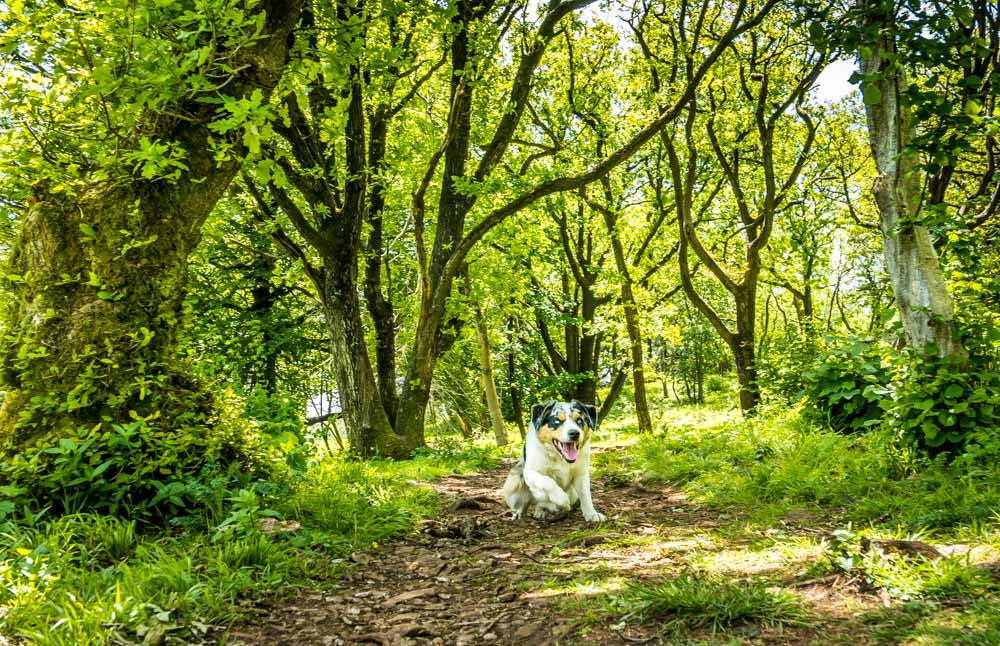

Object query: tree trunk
[322,266,408,458]
[394,309,438,448]
[475,309,508,447]
[598,368,628,422]
[364,110,401,426]
[247,242,280,393]
[0,2,303,448]
[731,336,760,413]
[602,209,653,434]
[859,2,967,361]
[506,333,526,439]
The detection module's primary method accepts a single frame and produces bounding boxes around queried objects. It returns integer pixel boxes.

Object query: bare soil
[224,452,882,646]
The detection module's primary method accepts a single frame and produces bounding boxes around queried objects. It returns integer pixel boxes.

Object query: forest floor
[224,446,925,646]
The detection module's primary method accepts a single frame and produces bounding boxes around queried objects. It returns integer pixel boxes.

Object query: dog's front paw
[583,510,607,523]
[551,492,571,512]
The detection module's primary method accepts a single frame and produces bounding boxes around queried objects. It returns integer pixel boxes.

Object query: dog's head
[531,400,598,464]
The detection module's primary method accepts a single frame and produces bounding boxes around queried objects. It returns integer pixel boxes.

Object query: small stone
[482,632,498,641]
[514,624,539,639]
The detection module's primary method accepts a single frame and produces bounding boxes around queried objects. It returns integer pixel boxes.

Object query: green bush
[757,327,819,403]
[802,337,889,434]
[704,374,732,394]
[885,355,1000,456]
[0,390,280,525]
[244,387,313,474]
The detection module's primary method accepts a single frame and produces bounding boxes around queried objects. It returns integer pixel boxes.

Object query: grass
[620,402,1000,531]
[580,388,1000,641]
[0,441,503,645]
[612,573,810,633]
[862,599,1000,645]
[8,384,1000,644]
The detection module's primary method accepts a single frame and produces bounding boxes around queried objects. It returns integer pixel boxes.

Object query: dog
[503,400,606,523]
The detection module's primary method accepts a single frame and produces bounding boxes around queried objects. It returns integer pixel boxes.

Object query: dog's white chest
[536,454,584,490]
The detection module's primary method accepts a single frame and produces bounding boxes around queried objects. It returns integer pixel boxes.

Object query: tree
[646,10,823,413]
[0,2,303,452]
[243,0,442,457]
[394,0,781,436]
[856,0,968,360]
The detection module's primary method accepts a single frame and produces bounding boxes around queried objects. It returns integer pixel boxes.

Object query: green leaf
[808,21,825,46]
[943,383,964,399]
[964,99,982,118]
[861,83,882,105]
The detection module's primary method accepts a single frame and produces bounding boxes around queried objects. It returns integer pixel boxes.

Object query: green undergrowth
[0,443,501,645]
[611,573,810,634]
[588,399,1000,641]
[861,599,1000,645]
[618,404,1000,531]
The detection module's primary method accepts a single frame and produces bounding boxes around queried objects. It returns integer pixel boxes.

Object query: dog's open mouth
[552,439,579,463]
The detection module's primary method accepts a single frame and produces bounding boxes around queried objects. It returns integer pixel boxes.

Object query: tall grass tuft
[613,573,810,633]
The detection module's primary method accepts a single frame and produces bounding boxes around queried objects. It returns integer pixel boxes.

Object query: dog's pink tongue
[561,441,579,461]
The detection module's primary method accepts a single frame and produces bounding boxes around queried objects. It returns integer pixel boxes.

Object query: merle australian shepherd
[503,400,605,522]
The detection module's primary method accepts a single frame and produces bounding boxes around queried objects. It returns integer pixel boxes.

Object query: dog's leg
[576,470,606,522]
[523,468,571,516]
[503,464,532,519]
[566,482,580,508]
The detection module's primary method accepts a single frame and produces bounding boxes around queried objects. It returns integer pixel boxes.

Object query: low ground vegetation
[4,386,1000,644]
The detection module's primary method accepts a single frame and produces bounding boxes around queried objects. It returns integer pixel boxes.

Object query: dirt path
[225,453,696,645]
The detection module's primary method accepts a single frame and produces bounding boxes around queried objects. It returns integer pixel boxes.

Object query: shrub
[0,389,280,525]
[802,337,889,434]
[244,387,313,474]
[884,354,1000,457]
[757,327,819,403]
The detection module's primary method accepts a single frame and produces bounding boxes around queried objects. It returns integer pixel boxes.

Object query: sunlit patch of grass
[631,404,1000,535]
[863,599,1000,645]
[821,526,1000,602]
[528,570,630,600]
[610,572,810,633]
[692,536,826,578]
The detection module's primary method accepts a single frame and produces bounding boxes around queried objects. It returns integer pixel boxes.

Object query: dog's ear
[531,401,556,428]
[572,400,598,429]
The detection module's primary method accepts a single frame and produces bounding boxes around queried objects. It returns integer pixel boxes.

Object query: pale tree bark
[0,1,303,447]
[859,1,967,360]
[475,308,508,447]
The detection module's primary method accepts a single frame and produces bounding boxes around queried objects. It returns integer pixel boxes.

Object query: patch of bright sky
[813,58,858,103]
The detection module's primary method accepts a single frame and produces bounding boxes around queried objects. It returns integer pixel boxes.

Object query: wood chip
[381,587,438,608]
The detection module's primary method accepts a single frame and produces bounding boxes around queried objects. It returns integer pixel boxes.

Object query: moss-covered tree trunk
[0,3,303,451]
[322,265,407,458]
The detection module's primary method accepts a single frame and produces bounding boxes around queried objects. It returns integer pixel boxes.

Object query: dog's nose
[568,430,580,442]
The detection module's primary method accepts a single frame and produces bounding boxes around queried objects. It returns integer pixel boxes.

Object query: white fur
[503,404,606,523]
